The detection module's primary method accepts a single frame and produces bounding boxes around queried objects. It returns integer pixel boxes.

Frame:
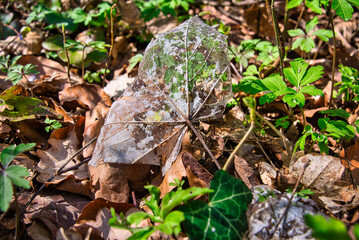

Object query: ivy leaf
[180,170,252,240]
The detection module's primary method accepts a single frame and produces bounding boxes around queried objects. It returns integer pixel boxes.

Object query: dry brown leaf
[83,102,110,158]
[77,198,134,224]
[36,122,88,186]
[56,228,83,240]
[182,151,212,186]
[290,154,359,212]
[18,191,89,239]
[258,161,277,187]
[234,155,254,189]
[340,139,359,187]
[72,207,133,240]
[89,160,157,202]
[185,165,208,189]
[27,221,53,240]
[59,83,112,111]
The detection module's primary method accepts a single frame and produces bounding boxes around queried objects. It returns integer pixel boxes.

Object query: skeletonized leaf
[90,16,231,174]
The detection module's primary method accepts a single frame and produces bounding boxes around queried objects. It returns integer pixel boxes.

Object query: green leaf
[5,165,30,189]
[144,185,160,216]
[301,65,324,85]
[287,0,304,9]
[127,211,153,225]
[312,29,333,41]
[0,174,13,212]
[261,74,286,91]
[41,34,64,51]
[128,54,143,72]
[353,224,359,239]
[1,143,36,168]
[306,0,322,13]
[320,109,350,119]
[180,170,252,240]
[288,29,305,37]
[305,16,319,33]
[301,37,316,52]
[292,37,305,50]
[156,211,185,235]
[304,214,351,240]
[300,85,323,96]
[332,0,354,21]
[128,228,155,240]
[160,187,213,219]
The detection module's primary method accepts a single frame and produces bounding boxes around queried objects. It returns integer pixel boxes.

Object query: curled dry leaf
[90,16,231,176]
[234,155,255,189]
[182,151,213,187]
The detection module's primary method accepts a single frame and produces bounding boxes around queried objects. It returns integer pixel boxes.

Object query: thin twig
[20,138,97,216]
[230,62,242,81]
[271,160,310,237]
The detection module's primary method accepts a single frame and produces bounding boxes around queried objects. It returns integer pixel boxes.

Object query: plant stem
[328,6,337,108]
[283,0,289,41]
[300,107,306,126]
[223,106,255,171]
[270,0,285,81]
[104,3,116,83]
[62,25,72,83]
[82,45,85,77]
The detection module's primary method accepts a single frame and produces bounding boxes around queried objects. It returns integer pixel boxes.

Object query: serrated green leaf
[288,29,305,37]
[300,85,323,96]
[306,0,323,13]
[304,214,352,240]
[127,211,153,225]
[0,174,13,212]
[306,16,319,33]
[301,65,324,85]
[156,211,185,235]
[312,29,333,41]
[5,165,30,189]
[292,37,305,50]
[332,0,354,21]
[261,74,286,91]
[301,37,316,52]
[180,170,252,240]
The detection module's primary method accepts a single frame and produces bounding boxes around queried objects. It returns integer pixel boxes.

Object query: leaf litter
[90,16,232,175]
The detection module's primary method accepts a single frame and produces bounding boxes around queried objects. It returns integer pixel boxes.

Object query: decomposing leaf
[90,16,231,175]
[180,170,252,240]
[289,154,359,213]
[36,122,88,188]
[18,191,90,239]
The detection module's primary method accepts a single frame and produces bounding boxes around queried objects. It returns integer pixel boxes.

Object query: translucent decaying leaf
[89,16,231,174]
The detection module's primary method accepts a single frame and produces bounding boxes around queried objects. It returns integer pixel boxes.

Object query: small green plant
[305,214,359,240]
[0,55,39,85]
[255,41,280,65]
[335,64,359,102]
[134,0,194,22]
[285,187,314,198]
[0,143,36,212]
[44,118,62,132]
[275,116,290,129]
[84,68,110,83]
[109,179,212,239]
[295,109,356,154]
[288,16,332,53]
[128,54,144,72]
[229,39,259,73]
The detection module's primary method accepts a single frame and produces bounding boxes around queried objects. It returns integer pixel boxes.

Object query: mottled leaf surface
[179,170,252,240]
[90,16,231,173]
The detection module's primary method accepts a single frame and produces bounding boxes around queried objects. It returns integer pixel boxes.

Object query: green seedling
[229,40,259,73]
[335,64,359,102]
[275,116,290,129]
[0,143,36,212]
[255,41,280,65]
[84,68,110,83]
[285,187,314,198]
[109,178,212,239]
[0,55,39,85]
[45,118,62,132]
[295,109,356,154]
[288,16,332,53]
[134,0,194,22]
[128,53,143,72]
